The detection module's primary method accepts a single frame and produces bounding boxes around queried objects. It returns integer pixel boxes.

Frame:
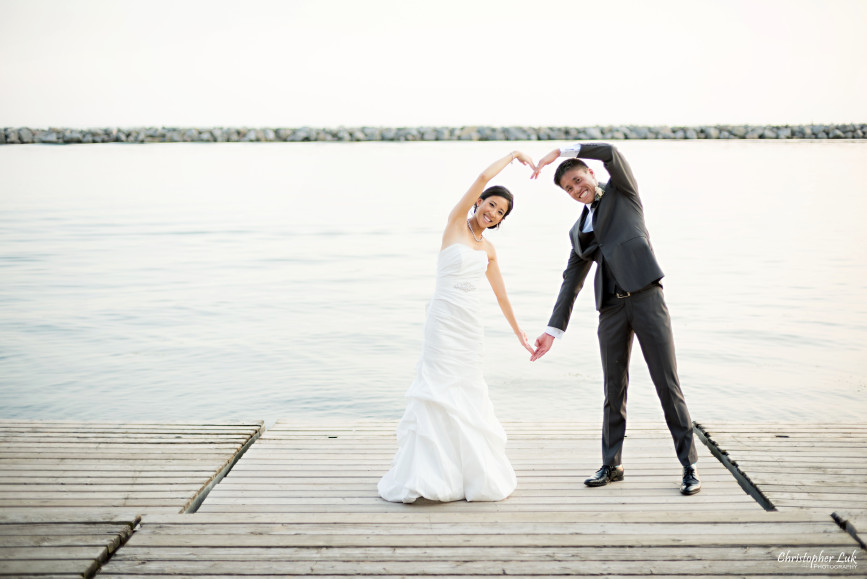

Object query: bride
[378,150,536,503]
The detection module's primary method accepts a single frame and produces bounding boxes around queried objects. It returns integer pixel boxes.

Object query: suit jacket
[548,143,665,329]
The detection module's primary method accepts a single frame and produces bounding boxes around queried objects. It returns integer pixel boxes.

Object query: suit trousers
[597,286,698,467]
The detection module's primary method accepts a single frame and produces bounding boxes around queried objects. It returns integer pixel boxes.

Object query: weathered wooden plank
[708,438,867,446]
[203,479,744,502]
[200,488,753,500]
[106,546,864,573]
[140,510,834,525]
[772,500,867,509]
[224,456,690,465]
[238,448,638,455]
[0,421,263,428]
[205,481,738,493]
[0,431,257,438]
[763,492,867,502]
[196,494,757,506]
[91,575,866,579]
[0,477,213,485]
[192,504,777,515]
[0,464,231,471]
[211,474,739,484]
[0,510,141,524]
[203,487,746,498]
[0,499,194,507]
[90,546,836,562]
[0,560,99,574]
[122,532,853,550]
[0,444,244,452]
[0,432,255,439]
[698,427,867,433]
[216,467,690,476]
[730,462,867,473]
[109,546,857,575]
[729,472,867,483]
[96,555,867,574]
[0,545,111,560]
[0,491,197,500]
[220,465,700,475]
[213,472,741,483]
[0,532,128,549]
[0,484,203,493]
[757,484,867,493]
[121,522,844,538]
[115,532,845,551]
[0,452,239,460]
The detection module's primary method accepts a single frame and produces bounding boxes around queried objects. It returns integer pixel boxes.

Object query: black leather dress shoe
[681,465,701,495]
[584,465,624,487]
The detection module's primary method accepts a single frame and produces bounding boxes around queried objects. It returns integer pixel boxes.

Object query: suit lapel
[573,206,592,257]
[572,208,588,249]
[579,206,590,233]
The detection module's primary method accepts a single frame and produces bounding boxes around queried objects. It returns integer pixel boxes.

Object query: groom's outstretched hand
[530,333,554,361]
[530,149,561,180]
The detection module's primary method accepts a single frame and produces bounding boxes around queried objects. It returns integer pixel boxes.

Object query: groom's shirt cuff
[545,326,564,339]
[559,144,582,158]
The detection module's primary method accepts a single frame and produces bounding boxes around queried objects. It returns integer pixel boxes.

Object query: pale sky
[1,0,865,128]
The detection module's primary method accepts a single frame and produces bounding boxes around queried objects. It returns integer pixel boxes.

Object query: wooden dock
[0,421,263,513]
[96,421,864,577]
[0,420,862,576]
[698,421,867,549]
[0,510,139,578]
[0,421,262,577]
[196,421,761,513]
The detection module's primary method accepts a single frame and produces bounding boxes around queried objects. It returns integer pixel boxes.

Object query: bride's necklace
[467,218,484,243]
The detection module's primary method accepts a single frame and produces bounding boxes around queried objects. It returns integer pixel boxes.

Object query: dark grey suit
[548,143,698,468]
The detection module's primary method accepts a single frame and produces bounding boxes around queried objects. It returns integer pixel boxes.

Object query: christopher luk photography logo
[777,549,858,571]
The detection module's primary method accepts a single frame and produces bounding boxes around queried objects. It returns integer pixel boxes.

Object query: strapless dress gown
[378,243,517,503]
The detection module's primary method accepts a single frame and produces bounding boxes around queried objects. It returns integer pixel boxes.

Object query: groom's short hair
[554,158,590,189]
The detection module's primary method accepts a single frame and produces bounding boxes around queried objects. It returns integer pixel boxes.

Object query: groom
[530,142,700,495]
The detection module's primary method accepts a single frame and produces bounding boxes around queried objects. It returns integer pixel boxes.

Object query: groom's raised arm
[565,143,638,198]
[532,143,638,199]
[531,143,587,180]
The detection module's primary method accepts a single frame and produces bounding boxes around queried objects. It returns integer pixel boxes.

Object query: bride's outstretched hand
[530,148,560,179]
[511,151,536,172]
[517,330,536,356]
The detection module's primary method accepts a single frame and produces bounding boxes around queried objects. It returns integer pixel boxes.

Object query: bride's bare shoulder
[483,239,497,262]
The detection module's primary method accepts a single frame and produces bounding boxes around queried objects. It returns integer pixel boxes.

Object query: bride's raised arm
[446,151,535,226]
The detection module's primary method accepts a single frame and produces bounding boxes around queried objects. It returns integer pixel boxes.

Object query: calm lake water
[1,140,865,425]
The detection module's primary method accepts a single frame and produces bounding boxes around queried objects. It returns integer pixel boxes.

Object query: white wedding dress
[378,243,517,503]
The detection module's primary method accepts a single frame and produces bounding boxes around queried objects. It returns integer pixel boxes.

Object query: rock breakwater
[2,124,865,144]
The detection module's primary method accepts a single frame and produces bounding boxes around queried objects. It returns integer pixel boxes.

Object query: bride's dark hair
[475,185,514,229]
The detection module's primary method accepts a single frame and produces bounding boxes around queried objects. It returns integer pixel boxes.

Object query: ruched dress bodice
[432,243,488,305]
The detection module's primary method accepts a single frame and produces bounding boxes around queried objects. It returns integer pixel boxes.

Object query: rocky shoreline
[2,123,865,144]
